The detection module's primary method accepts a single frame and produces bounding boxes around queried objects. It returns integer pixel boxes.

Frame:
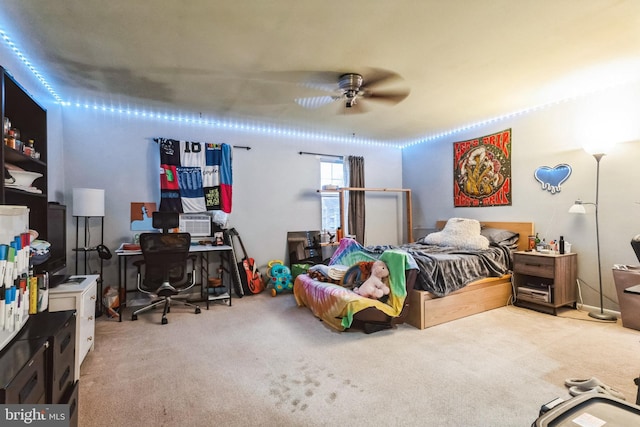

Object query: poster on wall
[453,128,512,207]
[130,202,156,231]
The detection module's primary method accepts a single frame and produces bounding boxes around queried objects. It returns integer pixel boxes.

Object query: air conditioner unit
[179,214,211,237]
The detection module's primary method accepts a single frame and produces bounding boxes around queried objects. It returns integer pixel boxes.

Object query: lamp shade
[568,203,586,214]
[73,188,105,217]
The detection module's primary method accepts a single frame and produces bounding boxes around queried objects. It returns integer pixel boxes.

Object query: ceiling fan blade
[295,95,340,109]
[255,70,341,93]
[361,68,403,90]
[362,89,410,105]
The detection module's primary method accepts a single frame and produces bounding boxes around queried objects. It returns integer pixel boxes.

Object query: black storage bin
[16,310,76,403]
[0,337,48,404]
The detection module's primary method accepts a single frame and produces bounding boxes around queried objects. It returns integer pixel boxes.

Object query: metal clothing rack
[317,187,414,243]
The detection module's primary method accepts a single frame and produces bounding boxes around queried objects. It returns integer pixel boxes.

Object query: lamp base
[588,311,617,322]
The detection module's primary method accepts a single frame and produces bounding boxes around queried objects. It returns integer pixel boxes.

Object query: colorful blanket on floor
[293,239,414,331]
[157,138,232,213]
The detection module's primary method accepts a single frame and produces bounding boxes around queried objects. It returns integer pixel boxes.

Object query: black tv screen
[35,203,67,276]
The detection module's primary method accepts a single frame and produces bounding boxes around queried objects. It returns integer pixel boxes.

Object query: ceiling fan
[294,68,410,114]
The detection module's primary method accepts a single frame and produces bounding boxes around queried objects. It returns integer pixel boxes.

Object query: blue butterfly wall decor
[534,164,572,194]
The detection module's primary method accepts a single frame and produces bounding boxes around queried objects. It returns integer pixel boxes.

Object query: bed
[293,219,533,332]
[406,220,534,329]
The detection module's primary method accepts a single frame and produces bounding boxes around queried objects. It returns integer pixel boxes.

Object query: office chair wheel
[195,306,201,314]
[162,317,168,325]
[132,314,138,321]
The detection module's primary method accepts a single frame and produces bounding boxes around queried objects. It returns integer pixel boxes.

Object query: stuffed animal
[353,260,390,299]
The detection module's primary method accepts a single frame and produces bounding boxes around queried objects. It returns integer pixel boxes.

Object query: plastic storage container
[612,265,640,331]
[0,205,29,245]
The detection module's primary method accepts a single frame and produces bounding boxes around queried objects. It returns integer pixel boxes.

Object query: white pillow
[422,218,490,250]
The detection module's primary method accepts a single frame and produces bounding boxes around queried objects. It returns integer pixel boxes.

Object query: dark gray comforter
[368,242,512,296]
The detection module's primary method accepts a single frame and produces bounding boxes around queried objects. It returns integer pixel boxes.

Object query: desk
[115,244,240,322]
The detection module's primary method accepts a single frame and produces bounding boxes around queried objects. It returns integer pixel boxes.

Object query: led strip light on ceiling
[0,26,398,148]
[2,26,637,150]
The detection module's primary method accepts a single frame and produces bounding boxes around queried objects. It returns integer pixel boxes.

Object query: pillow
[480,227,519,249]
[422,218,490,250]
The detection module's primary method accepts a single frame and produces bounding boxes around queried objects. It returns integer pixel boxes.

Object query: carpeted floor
[78,294,640,426]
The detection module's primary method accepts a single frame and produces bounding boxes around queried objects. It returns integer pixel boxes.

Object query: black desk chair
[131,211,201,324]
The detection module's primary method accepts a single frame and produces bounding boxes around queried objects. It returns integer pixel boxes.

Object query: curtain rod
[299,151,343,159]
[152,138,250,150]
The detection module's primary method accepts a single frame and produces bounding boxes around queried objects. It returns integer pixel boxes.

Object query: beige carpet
[78,295,640,426]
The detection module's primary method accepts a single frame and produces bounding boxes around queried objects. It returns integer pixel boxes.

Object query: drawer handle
[60,332,72,354]
[19,371,39,404]
[88,316,94,320]
[69,395,77,416]
[524,263,543,267]
[87,336,93,341]
[90,295,96,300]
[58,366,71,392]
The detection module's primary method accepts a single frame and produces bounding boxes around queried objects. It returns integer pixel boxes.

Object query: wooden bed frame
[406,221,534,330]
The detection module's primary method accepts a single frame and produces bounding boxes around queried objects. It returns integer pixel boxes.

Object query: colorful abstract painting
[453,129,512,207]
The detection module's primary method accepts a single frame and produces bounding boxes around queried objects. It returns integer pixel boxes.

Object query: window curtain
[347,156,365,244]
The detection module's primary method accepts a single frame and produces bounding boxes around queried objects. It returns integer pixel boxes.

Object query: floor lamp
[73,188,106,316]
[569,152,616,321]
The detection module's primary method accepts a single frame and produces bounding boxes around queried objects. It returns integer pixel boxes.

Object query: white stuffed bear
[354,260,390,299]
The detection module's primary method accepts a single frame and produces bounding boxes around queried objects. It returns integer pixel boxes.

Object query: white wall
[402,81,640,312]
[60,109,404,288]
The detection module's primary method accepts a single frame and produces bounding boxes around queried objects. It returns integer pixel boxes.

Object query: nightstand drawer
[514,254,555,278]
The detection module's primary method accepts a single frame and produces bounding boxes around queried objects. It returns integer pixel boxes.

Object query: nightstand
[513,251,577,315]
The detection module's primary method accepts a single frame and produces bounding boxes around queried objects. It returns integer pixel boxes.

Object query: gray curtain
[347,156,365,244]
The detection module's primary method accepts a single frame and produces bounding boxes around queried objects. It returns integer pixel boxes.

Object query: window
[320,159,344,232]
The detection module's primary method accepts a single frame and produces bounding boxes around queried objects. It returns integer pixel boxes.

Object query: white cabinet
[48,275,98,381]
